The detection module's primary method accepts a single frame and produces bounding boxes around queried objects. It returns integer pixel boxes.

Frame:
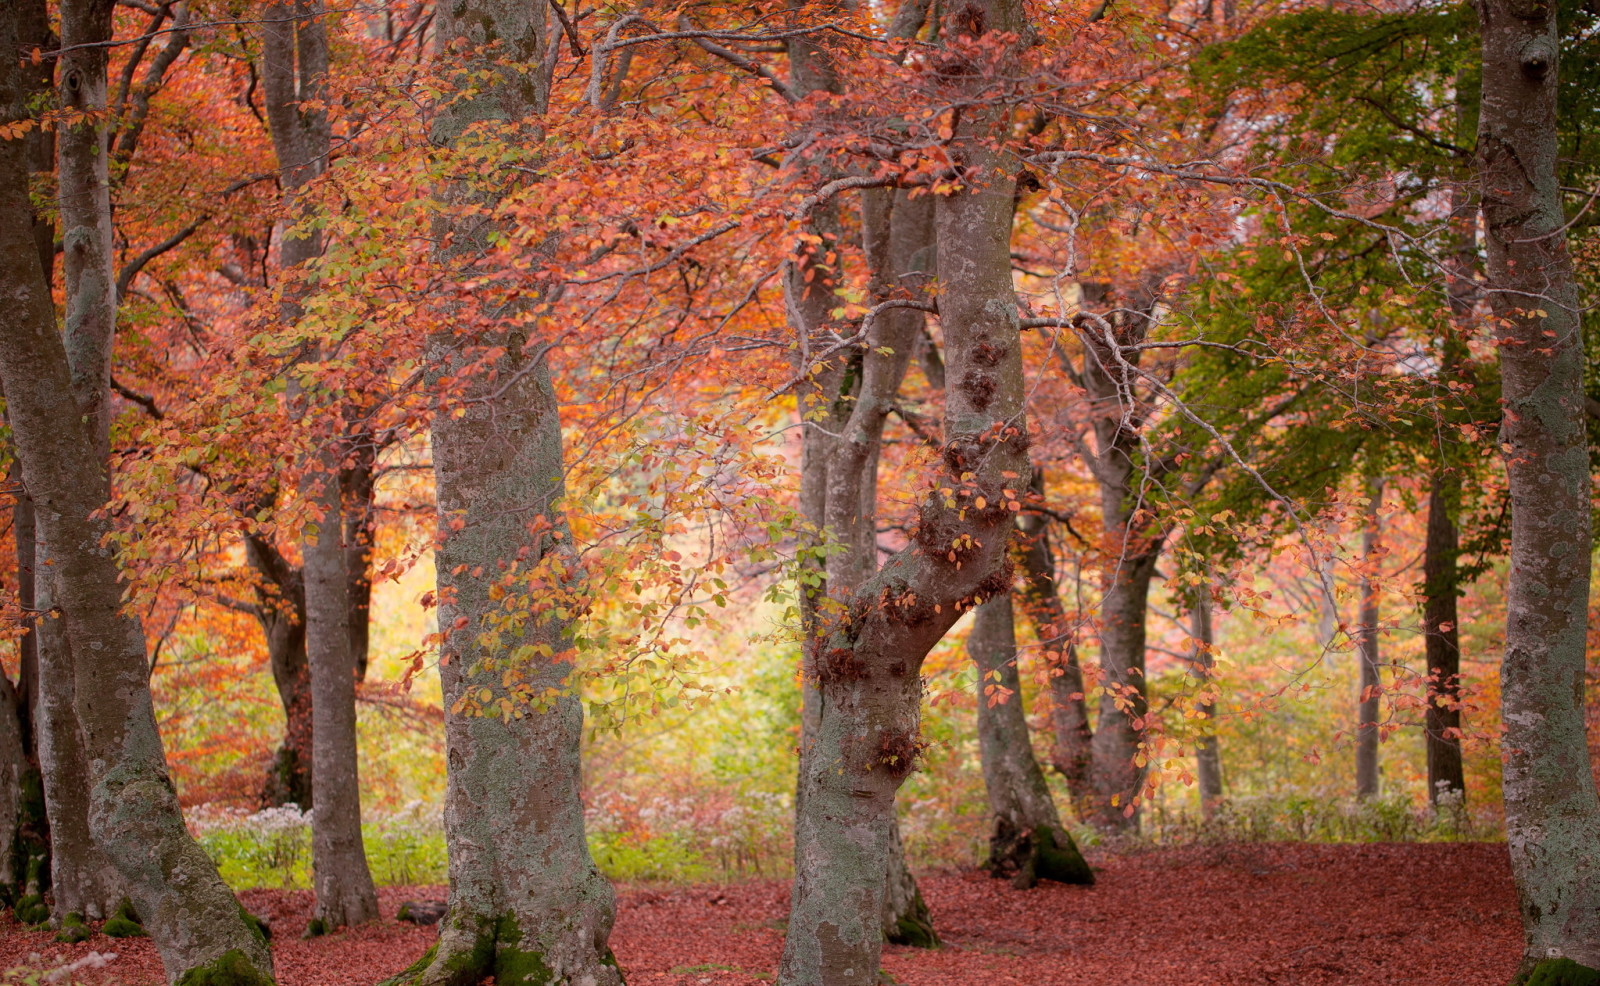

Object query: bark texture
[971,595,1090,888]
[777,2,1029,980]
[262,0,378,932]
[248,529,315,811]
[388,1,621,981]
[1476,0,1600,975]
[1421,471,1464,806]
[1355,480,1382,802]
[0,7,275,980]
[1014,473,1093,818]
[1189,589,1223,817]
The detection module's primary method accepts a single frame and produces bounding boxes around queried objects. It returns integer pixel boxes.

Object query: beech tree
[261,0,379,932]
[383,0,622,980]
[1476,0,1600,976]
[0,3,276,981]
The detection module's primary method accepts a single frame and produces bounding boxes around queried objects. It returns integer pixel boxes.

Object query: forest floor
[0,841,1518,985]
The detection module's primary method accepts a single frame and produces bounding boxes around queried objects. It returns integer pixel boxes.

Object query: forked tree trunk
[1476,0,1600,976]
[0,8,275,979]
[1086,549,1158,832]
[262,0,378,932]
[384,2,621,982]
[777,3,1030,980]
[972,594,1090,888]
[1355,480,1382,801]
[1190,588,1223,817]
[41,0,123,924]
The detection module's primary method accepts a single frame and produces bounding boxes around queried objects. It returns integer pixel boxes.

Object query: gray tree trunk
[41,0,123,923]
[1355,480,1382,802]
[972,594,1091,888]
[247,529,315,810]
[1475,0,1600,976]
[1421,471,1464,807]
[786,0,941,955]
[261,0,378,933]
[778,3,1029,981]
[385,2,621,982]
[1073,278,1168,834]
[0,7,275,980]
[1189,589,1223,817]
[1014,472,1094,818]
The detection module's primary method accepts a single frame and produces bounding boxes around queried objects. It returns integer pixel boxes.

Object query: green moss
[104,897,145,938]
[302,917,326,939]
[1524,958,1600,986]
[885,889,939,950]
[55,911,92,943]
[395,902,413,922]
[376,942,437,986]
[494,941,554,985]
[1034,826,1095,886]
[239,903,271,944]
[173,949,275,986]
[14,892,47,926]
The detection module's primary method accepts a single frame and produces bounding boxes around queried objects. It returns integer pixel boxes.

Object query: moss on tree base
[55,912,92,944]
[884,889,939,949]
[1523,958,1600,986]
[103,897,145,938]
[14,892,48,926]
[378,912,594,985]
[1033,826,1094,886]
[173,949,275,986]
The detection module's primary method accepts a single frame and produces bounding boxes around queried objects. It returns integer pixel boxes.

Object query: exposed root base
[988,824,1094,889]
[172,949,275,986]
[885,891,939,949]
[1520,958,1600,986]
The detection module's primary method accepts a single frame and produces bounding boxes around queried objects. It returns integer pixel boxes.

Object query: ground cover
[0,842,1517,985]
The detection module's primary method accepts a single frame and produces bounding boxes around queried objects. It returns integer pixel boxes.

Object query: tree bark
[0,7,275,979]
[879,818,936,947]
[972,594,1090,888]
[40,0,124,923]
[1421,471,1464,806]
[248,531,315,810]
[1014,472,1094,818]
[1190,588,1223,817]
[385,2,621,982]
[777,3,1030,980]
[1476,0,1600,975]
[1355,480,1382,802]
[261,0,378,933]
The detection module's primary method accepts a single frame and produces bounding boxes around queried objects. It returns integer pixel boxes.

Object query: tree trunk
[1190,588,1223,818]
[1086,551,1158,832]
[972,594,1090,888]
[1014,473,1093,818]
[0,7,275,979]
[1355,480,1382,802]
[1421,470,1464,807]
[247,530,315,810]
[777,3,1029,980]
[879,818,937,946]
[7,482,48,908]
[385,2,621,982]
[342,440,377,682]
[261,0,378,932]
[1476,0,1600,976]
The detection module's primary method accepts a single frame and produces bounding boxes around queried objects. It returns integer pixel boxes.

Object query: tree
[971,593,1092,888]
[1476,0,1600,975]
[261,0,379,933]
[778,0,1033,979]
[1354,478,1383,801]
[383,0,622,979]
[0,4,275,980]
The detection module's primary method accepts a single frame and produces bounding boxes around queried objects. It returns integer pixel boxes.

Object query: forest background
[0,0,1597,981]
